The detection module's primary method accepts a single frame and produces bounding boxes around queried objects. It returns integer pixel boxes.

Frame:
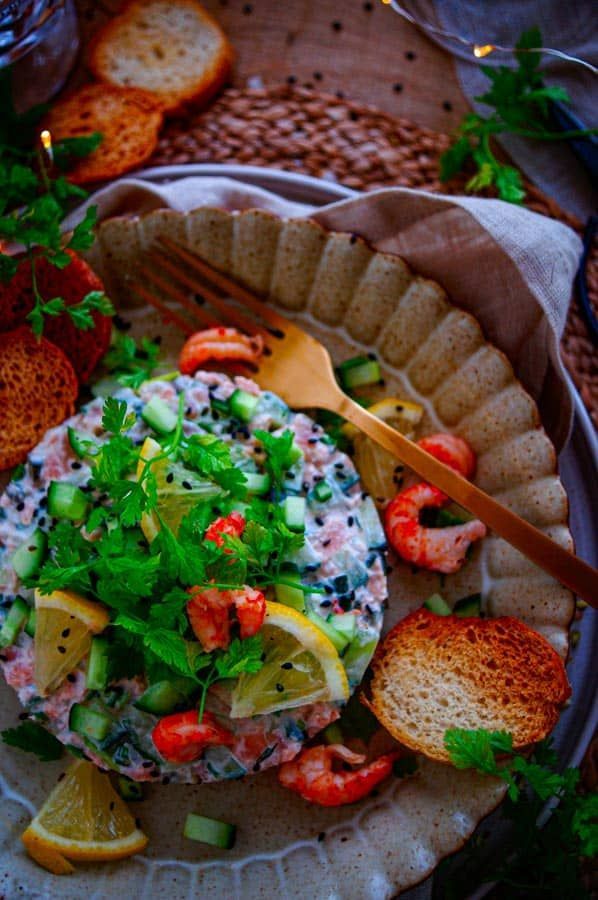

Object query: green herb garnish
[440,27,598,203]
[2,721,64,761]
[442,727,597,897]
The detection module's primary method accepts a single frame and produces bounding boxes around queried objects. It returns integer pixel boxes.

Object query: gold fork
[132,236,598,607]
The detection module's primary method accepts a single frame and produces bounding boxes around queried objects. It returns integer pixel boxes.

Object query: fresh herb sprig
[103,333,161,389]
[442,728,597,898]
[0,72,111,335]
[440,27,598,203]
[2,720,64,761]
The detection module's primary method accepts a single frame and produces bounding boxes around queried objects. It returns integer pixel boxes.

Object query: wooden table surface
[76,0,469,131]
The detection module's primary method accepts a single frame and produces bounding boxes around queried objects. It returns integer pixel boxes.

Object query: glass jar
[0,0,79,114]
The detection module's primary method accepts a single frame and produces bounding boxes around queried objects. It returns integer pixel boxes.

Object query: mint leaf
[2,721,63,761]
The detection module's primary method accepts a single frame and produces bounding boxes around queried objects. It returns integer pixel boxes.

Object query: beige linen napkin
[67,175,582,450]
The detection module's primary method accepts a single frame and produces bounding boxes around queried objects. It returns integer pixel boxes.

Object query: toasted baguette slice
[0,251,112,382]
[42,84,163,184]
[89,0,233,115]
[368,608,571,763]
[0,327,78,471]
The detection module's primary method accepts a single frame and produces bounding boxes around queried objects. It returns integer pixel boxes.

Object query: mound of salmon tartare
[0,372,387,784]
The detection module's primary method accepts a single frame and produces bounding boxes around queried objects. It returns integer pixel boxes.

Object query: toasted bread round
[42,84,163,184]
[368,608,571,763]
[0,251,112,382]
[88,0,233,115]
[0,327,78,471]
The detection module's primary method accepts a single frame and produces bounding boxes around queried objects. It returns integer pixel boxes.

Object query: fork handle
[337,393,598,607]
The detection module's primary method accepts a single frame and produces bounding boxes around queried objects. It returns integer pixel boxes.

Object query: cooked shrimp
[417,433,476,479]
[152,710,234,763]
[204,512,246,549]
[179,327,264,375]
[278,744,398,807]
[385,482,487,574]
[187,585,266,651]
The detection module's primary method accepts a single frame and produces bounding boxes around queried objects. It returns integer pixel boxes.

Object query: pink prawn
[417,433,476,479]
[187,585,266,651]
[278,744,399,807]
[179,327,263,375]
[385,482,487,574]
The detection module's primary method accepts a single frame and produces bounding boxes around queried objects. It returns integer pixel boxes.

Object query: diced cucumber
[281,496,306,533]
[183,813,236,849]
[243,472,271,495]
[286,439,303,466]
[323,722,344,744]
[0,597,30,648]
[117,776,145,802]
[329,612,357,640]
[24,608,36,638]
[453,593,482,618]
[210,396,230,415]
[47,482,89,521]
[274,572,305,612]
[69,703,112,741]
[311,480,333,504]
[203,746,247,780]
[86,637,110,691]
[424,594,452,616]
[229,389,259,423]
[11,529,47,580]
[358,497,387,551]
[342,636,378,684]
[337,356,381,390]
[67,427,95,459]
[306,609,349,654]
[286,537,320,572]
[134,679,196,715]
[256,392,289,427]
[141,396,178,435]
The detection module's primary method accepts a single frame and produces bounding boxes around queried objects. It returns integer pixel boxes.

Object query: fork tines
[131,236,288,344]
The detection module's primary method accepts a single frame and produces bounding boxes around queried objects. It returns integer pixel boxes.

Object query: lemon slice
[347,398,424,506]
[22,759,148,874]
[137,437,221,542]
[34,589,109,696]
[230,601,350,718]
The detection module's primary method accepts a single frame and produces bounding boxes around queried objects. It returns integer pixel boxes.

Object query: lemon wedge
[34,589,109,696]
[230,601,350,718]
[347,398,424,506]
[137,437,221,542]
[22,759,148,874]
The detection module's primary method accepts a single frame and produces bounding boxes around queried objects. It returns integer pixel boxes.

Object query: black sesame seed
[61,628,70,638]
[182,480,192,490]
[57,645,66,654]
[349,233,358,244]
[39,496,47,508]
[165,472,174,484]
[336,90,345,99]
[71,461,82,470]
[324,583,333,593]
[281,661,293,670]
[109,801,115,811]
[67,673,76,683]
[378,379,386,387]
[312,424,319,432]
[363,0,373,9]
[162,775,171,785]
[142,761,153,769]
[313,71,323,80]
[58,771,66,781]
[0,654,7,662]
[16,502,25,512]
[322,539,331,548]
[276,682,285,692]
[38,516,46,527]
[393,82,403,93]
[308,437,319,444]
[287,74,297,84]
[315,516,324,526]
[347,516,354,527]
[260,652,267,662]
[302,481,310,492]
[443,100,453,111]
[349,110,359,121]
[331,20,342,31]
[318,832,325,842]
[334,462,344,470]
[406,50,416,60]
[320,599,332,608]
[186,407,192,416]
[242,3,252,13]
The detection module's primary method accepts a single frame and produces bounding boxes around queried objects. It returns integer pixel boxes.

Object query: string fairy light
[40,129,53,164]
[380,0,598,75]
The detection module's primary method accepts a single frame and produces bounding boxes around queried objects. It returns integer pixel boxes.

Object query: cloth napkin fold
[68,174,582,450]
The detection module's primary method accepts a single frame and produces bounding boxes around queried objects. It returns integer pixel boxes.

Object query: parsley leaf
[214,635,264,678]
[103,334,161,389]
[439,26,598,203]
[2,721,63,761]
[102,398,136,434]
[66,290,114,330]
[254,429,300,494]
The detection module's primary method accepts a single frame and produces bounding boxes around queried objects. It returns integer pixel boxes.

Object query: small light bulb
[40,129,52,151]
[380,0,392,5]
[473,44,495,58]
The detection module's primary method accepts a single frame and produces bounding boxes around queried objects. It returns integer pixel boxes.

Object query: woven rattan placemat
[149,84,597,428]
